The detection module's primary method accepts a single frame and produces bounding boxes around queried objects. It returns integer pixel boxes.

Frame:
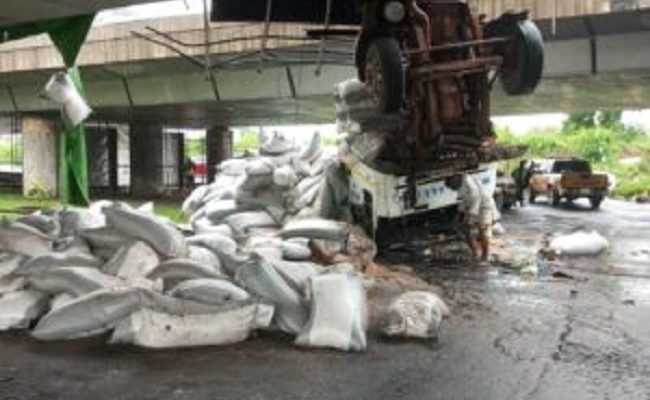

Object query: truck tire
[528,190,536,204]
[590,197,603,210]
[500,20,544,96]
[359,36,404,113]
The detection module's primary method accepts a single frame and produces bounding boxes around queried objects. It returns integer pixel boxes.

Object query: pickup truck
[528,158,608,209]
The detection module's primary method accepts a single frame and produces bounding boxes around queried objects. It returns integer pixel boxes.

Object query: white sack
[102,241,160,280]
[0,290,49,331]
[280,218,348,242]
[14,253,101,277]
[281,239,312,261]
[28,267,124,297]
[549,230,609,256]
[32,287,143,340]
[235,253,308,334]
[188,245,223,273]
[110,302,273,349]
[0,221,53,257]
[104,206,187,258]
[169,278,250,305]
[44,72,92,126]
[0,275,26,294]
[295,273,367,352]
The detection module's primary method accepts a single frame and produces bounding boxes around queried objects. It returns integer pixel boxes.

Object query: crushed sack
[185,233,244,273]
[28,267,124,297]
[0,275,26,294]
[260,131,294,155]
[182,184,210,215]
[188,245,223,274]
[0,221,54,257]
[549,230,609,256]
[102,241,159,280]
[295,273,367,352]
[281,239,312,261]
[280,218,348,242]
[273,165,299,188]
[104,206,187,258]
[204,200,242,223]
[16,213,61,237]
[32,287,143,340]
[169,278,250,305]
[0,290,49,331]
[147,258,224,289]
[58,207,106,236]
[236,253,308,334]
[0,253,26,277]
[110,301,274,349]
[226,211,279,238]
[13,253,101,277]
[380,291,449,340]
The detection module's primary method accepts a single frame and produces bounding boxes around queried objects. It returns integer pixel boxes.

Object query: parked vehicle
[527,158,609,209]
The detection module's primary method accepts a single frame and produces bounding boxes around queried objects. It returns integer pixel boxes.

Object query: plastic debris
[380,291,449,340]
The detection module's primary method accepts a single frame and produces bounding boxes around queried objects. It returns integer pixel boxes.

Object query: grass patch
[0,193,185,223]
[497,121,650,198]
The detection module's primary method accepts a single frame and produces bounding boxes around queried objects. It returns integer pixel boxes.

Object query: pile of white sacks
[0,132,449,352]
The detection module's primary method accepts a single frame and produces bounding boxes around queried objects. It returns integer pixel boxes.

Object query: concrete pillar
[206,126,233,181]
[129,123,164,197]
[86,126,118,195]
[22,116,58,198]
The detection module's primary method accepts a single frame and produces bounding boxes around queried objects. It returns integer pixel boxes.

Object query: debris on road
[0,132,448,352]
[549,230,609,257]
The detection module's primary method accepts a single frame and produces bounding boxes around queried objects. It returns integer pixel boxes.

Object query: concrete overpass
[2,7,650,127]
[3,4,650,197]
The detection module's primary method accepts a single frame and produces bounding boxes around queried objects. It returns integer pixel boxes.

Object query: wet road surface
[1,199,649,400]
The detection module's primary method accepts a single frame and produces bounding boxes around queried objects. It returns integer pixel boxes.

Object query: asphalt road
[1,199,649,400]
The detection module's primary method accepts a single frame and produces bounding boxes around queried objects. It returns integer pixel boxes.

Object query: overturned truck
[214,0,544,241]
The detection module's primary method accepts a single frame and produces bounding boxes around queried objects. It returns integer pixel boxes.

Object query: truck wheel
[528,190,536,204]
[500,20,544,96]
[360,36,404,113]
[590,197,603,210]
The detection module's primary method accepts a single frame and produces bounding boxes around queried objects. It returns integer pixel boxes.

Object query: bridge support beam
[22,116,58,198]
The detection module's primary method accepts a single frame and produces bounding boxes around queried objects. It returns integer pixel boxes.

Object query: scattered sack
[13,253,100,276]
[102,241,160,280]
[380,291,449,340]
[549,230,609,256]
[104,206,187,258]
[28,267,124,297]
[0,290,49,331]
[0,253,26,277]
[32,287,143,340]
[110,301,274,349]
[236,253,308,335]
[169,278,250,305]
[280,218,348,242]
[281,239,312,261]
[0,275,26,294]
[295,274,367,352]
[0,221,54,257]
[147,258,224,289]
